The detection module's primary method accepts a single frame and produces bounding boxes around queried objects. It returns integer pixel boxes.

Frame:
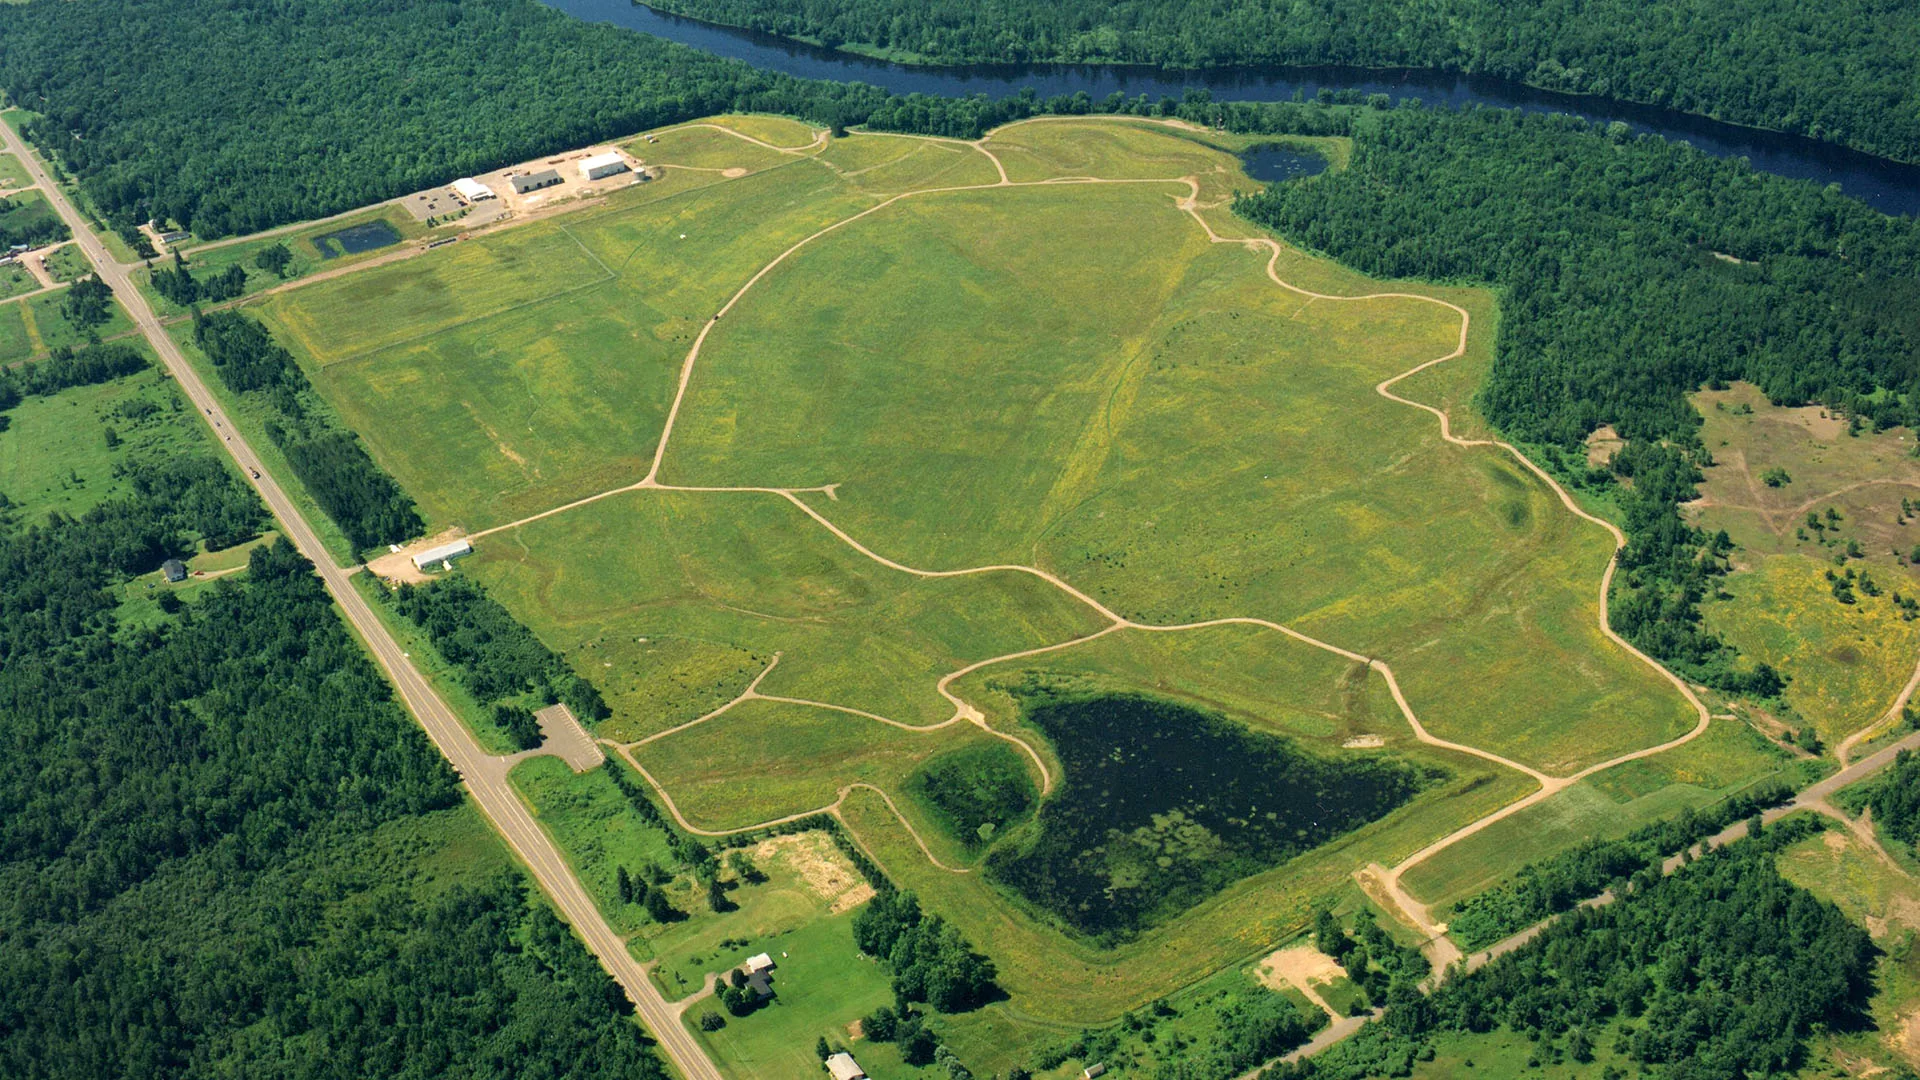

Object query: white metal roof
[410,539,473,569]
[745,952,774,972]
[581,151,626,171]
[451,177,494,201]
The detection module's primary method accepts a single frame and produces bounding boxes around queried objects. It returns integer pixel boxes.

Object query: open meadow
[241,115,1731,1052]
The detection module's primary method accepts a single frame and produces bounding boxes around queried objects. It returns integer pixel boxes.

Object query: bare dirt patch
[1585,424,1625,469]
[1342,734,1386,749]
[1256,945,1347,1016]
[722,167,749,178]
[366,526,467,583]
[752,831,875,914]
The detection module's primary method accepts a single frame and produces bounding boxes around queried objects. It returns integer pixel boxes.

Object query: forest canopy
[645,0,1920,163]
[0,0,894,237]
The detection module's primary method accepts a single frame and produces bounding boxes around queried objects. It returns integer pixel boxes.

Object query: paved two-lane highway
[0,120,723,1080]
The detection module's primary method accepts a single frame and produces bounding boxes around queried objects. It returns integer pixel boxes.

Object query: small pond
[1241,144,1329,183]
[312,220,402,259]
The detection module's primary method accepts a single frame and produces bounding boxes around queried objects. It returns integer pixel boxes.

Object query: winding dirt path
[472,118,1722,954]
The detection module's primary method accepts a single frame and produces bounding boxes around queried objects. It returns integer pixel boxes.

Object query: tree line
[1275,817,1874,1079]
[388,574,611,737]
[190,310,421,551]
[1445,782,1793,950]
[647,0,1920,164]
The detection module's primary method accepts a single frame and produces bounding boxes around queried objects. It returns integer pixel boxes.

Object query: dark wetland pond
[985,694,1437,943]
[540,0,1920,215]
[313,220,401,259]
[1240,144,1330,183]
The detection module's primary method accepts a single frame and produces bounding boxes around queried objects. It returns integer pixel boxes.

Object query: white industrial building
[451,177,495,203]
[411,538,473,571]
[579,151,630,181]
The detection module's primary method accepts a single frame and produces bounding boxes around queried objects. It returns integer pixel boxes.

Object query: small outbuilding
[452,177,495,203]
[1083,1065,1108,1080]
[579,151,630,181]
[825,1052,867,1080]
[411,539,473,571]
[161,558,188,583]
[745,953,775,974]
[510,169,563,195]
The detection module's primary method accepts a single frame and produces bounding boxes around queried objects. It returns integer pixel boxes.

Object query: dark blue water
[314,220,402,259]
[1242,145,1329,183]
[539,0,1920,216]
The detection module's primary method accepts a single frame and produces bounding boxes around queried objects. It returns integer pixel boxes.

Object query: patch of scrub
[987,693,1440,943]
[909,742,1038,852]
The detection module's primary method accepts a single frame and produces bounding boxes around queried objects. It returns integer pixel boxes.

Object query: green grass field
[0,151,27,188]
[0,263,36,301]
[0,287,136,366]
[238,116,1729,1040]
[1400,718,1802,911]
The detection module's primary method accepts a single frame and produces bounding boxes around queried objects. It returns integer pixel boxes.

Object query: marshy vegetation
[987,693,1440,942]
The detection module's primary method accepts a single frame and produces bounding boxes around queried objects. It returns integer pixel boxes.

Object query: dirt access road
[0,121,725,1080]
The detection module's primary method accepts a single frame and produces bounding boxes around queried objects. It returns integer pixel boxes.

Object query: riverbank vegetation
[647,0,1920,164]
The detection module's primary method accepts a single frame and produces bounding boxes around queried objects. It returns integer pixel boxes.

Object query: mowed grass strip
[256,221,609,364]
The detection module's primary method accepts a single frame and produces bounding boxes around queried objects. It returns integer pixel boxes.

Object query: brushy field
[1776,825,1920,1074]
[0,287,135,366]
[253,116,1728,1035]
[1691,382,1920,748]
[0,150,27,188]
[0,360,206,523]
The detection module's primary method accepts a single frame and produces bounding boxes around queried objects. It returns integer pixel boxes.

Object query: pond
[983,693,1438,943]
[537,0,1920,216]
[312,220,402,259]
[1241,144,1328,183]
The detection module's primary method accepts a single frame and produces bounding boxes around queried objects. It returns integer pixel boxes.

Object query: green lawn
[0,263,36,301]
[0,151,27,188]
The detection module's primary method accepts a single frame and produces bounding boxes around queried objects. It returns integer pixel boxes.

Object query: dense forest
[988,694,1438,942]
[0,0,894,237]
[1276,818,1875,1079]
[0,380,669,1077]
[190,311,420,550]
[648,0,1920,163]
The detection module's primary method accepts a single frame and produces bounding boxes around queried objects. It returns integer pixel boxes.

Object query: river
[541,0,1920,216]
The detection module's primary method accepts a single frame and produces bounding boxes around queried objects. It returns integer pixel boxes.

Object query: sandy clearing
[366,526,468,584]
